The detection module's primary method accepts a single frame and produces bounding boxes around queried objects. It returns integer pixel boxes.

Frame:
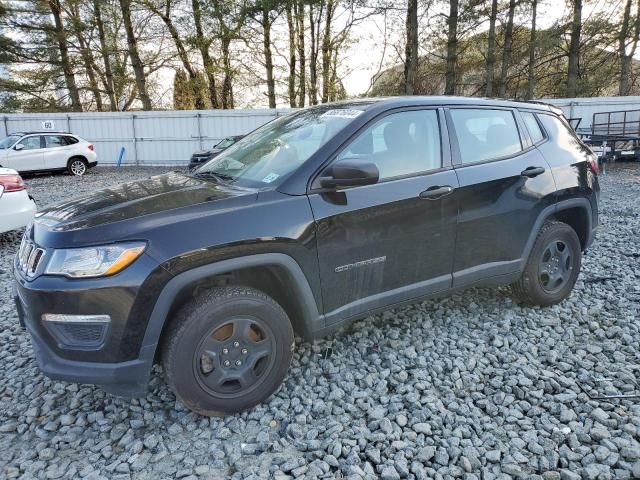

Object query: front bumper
[15,288,152,396]
[13,251,170,396]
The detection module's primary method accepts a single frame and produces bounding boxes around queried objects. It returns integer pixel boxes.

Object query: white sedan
[0,168,37,234]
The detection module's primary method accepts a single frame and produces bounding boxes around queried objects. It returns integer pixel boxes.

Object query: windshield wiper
[193,171,234,183]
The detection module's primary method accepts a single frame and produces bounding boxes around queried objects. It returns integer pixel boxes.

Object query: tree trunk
[308,3,319,105]
[567,0,582,97]
[75,29,103,111]
[93,0,117,110]
[618,0,637,96]
[445,0,459,95]
[119,0,152,110]
[286,0,297,107]
[484,0,498,97]
[262,7,276,108]
[192,0,218,108]
[404,0,418,95]
[321,0,335,103]
[221,37,234,109]
[526,0,538,99]
[48,0,82,111]
[498,0,516,97]
[296,0,306,107]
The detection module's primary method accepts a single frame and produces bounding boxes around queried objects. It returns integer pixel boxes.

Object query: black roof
[317,96,561,114]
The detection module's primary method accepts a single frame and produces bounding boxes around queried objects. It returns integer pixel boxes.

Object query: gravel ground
[1,164,640,480]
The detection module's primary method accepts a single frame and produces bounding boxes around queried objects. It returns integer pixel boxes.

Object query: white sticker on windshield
[320,109,364,119]
[262,173,280,183]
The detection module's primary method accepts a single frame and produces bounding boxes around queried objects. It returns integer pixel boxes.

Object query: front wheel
[162,286,294,416]
[512,220,582,306]
[68,158,87,176]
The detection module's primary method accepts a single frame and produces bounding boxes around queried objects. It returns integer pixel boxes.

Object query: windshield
[195,107,366,188]
[215,137,237,149]
[0,135,21,149]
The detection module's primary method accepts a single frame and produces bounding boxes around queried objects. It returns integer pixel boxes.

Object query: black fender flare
[519,198,594,271]
[137,253,321,372]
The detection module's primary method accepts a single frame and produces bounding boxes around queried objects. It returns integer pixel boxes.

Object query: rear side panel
[535,113,600,229]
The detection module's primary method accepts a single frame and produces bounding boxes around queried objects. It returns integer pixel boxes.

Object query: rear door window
[44,136,66,148]
[450,108,522,164]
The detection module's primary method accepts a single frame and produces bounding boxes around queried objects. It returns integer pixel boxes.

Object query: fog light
[42,314,111,323]
[41,314,111,350]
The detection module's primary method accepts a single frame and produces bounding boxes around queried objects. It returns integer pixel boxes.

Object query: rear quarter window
[521,112,545,144]
[64,136,79,145]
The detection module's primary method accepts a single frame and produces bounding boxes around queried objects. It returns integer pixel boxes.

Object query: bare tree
[498,0,516,97]
[93,0,117,110]
[296,0,306,106]
[119,0,152,110]
[143,0,206,109]
[618,0,640,96]
[48,0,82,111]
[404,0,418,94]
[192,0,219,108]
[445,0,459,95]
[526,0,537,99]
[484,0,498,96]
[567,0,582,97]
[286,0,297,106]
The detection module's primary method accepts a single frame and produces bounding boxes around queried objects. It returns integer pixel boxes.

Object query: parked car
[14,97,599,416]
[0,132,97,176]
[188,135,244,171]
[0,168,36,234]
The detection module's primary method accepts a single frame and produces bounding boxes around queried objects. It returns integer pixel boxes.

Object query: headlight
[44,242,146,278]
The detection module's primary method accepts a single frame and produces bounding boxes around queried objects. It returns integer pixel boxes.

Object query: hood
[35,172,257,232]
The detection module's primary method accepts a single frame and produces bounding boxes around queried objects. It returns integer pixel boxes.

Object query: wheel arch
[140,253,322,366]
[521,198,593,270]
[68,155,88,164]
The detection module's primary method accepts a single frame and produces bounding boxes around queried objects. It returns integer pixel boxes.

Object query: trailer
[575,109,640,163]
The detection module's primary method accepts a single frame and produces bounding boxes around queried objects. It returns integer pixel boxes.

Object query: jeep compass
[14,97,599,415]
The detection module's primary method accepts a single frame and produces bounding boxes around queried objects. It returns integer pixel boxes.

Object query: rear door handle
[419,185,454,200]
[521,166,545,178]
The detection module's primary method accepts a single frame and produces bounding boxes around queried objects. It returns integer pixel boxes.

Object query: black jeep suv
[14,97,599,415]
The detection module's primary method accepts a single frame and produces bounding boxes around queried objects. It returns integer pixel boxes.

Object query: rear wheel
[68,158,87,176]
[512,220,582,306]
[162,286,294,416]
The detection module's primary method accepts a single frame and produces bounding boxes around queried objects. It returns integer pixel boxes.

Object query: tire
[512,220,582,307]
[161,286,294,416]
[67,157,87,176]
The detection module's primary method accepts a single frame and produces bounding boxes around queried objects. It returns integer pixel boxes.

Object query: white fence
[0,109,293,166]
[3,97,640,165]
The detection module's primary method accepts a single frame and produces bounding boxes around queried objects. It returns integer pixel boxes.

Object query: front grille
[17,235,45,278]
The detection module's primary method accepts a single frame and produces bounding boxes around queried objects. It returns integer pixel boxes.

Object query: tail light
[88,144,94,151]
[587,154,599,175]
[0,174,26,192]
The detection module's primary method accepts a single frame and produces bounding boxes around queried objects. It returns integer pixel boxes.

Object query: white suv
[0,132,98,176]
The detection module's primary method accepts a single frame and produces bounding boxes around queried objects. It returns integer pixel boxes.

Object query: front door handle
[419,185,454,200]
[521,166,545,178]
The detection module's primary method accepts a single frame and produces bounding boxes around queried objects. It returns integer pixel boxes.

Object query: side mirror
[14,144,24,151]
[320,159,379,189]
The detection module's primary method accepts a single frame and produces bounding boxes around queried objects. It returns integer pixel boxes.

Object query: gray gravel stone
[0,164,639,478]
